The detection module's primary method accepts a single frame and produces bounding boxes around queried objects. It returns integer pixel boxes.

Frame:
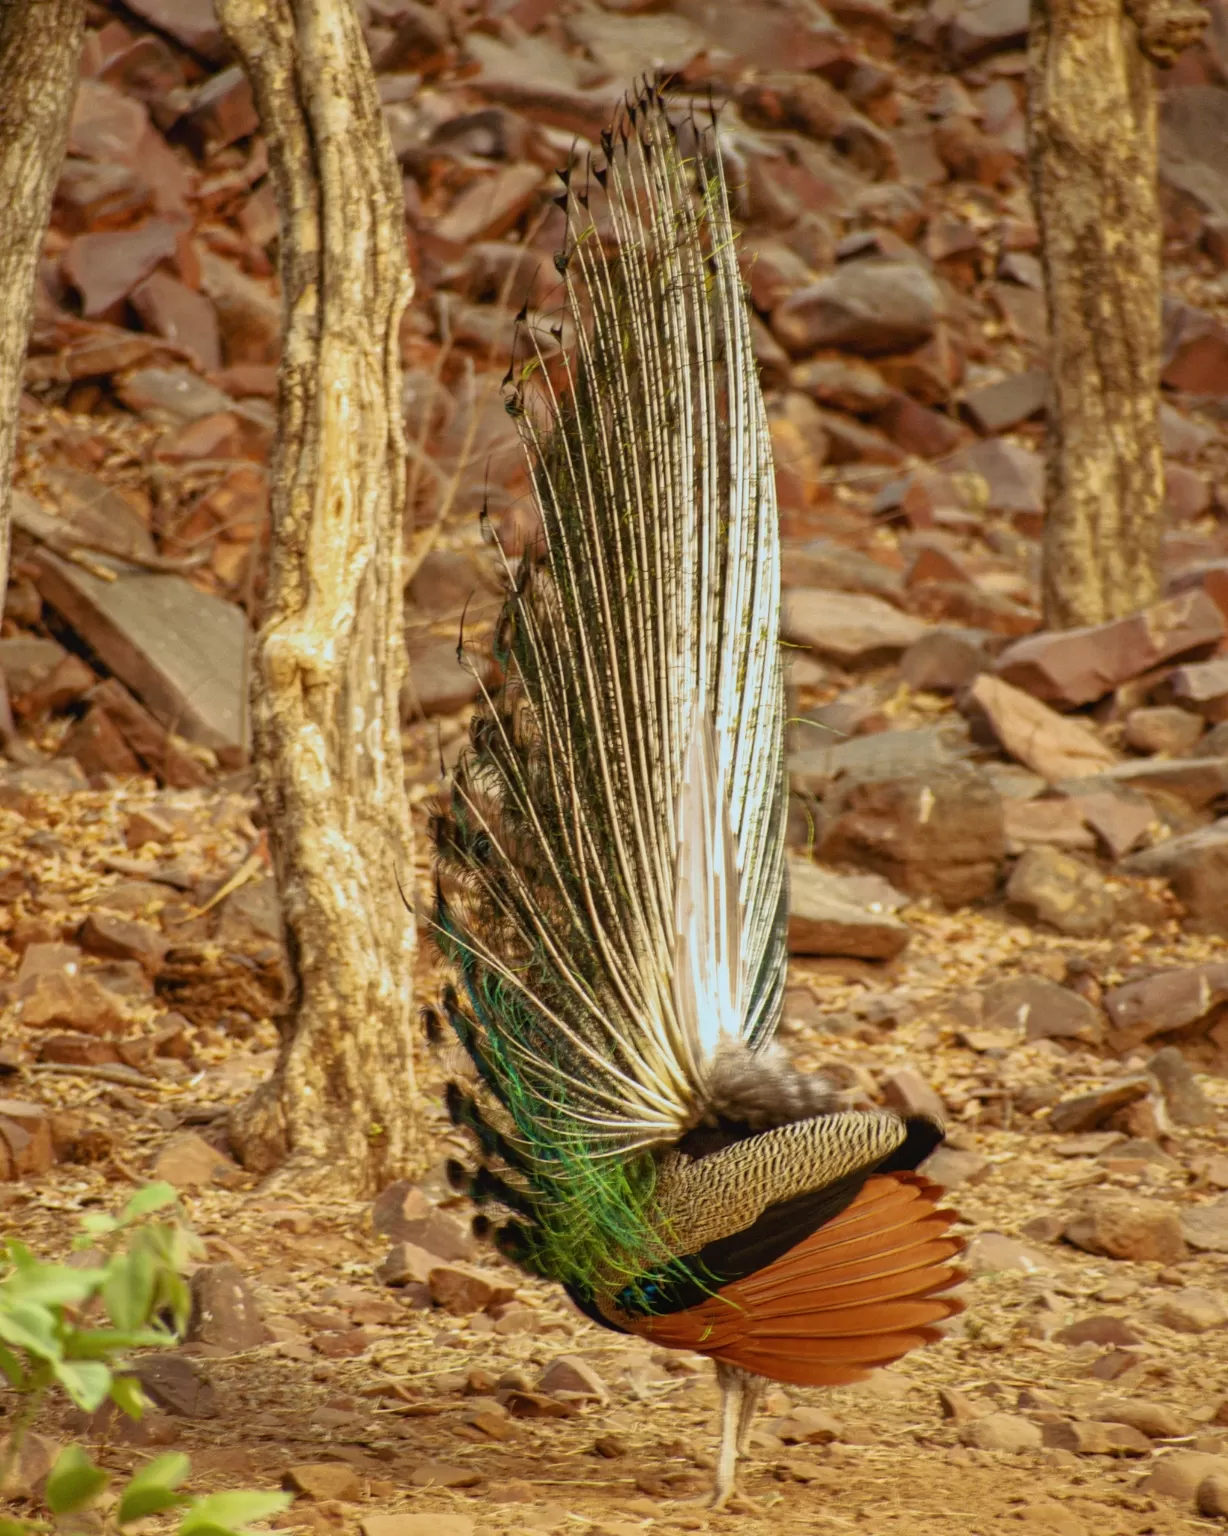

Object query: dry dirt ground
[2,783,1227,1536]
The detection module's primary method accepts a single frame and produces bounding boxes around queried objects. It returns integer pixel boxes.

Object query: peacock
[427,82,965,1508]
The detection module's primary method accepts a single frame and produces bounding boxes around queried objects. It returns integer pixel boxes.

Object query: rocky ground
[4,0,1228,1533]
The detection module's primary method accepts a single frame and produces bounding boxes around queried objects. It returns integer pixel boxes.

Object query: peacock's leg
[736,1371,766,1456]
[711,1362,762,1510]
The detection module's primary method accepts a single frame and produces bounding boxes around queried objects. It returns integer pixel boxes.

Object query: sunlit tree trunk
[0,0,85,609]
[216,0,418,1194]
[1027,0,1205,628]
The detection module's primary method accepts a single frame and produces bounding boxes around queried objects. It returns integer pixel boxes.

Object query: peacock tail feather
[429,82,788,1300]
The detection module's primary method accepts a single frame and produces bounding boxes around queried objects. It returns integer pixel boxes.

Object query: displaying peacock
[427,82,965,1508]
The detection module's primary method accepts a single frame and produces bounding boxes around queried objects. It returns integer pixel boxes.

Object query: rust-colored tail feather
[630,1173,964,1388]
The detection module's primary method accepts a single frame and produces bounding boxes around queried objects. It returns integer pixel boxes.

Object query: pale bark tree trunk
[1028,0,1206,629]
[216,0,418,1194]
[0,0,84,610]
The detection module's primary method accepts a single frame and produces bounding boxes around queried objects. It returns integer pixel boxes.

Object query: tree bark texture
[0,0,85,610]
[215,0,418,1194]
[1027,0,1205,629]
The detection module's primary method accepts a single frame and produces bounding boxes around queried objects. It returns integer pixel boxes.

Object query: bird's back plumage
[428,86,963,1490]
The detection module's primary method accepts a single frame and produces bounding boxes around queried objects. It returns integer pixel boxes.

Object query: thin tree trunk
[216,0,418,1194]
[0,0,84,610]
[1028,0,1205,629]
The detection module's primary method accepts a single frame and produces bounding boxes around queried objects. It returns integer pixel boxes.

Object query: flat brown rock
[31,550,248,764]
[786,857,911,960]
[1064,1192,1187,1264]
[995,590,1225,708]
[968,674,1117,782]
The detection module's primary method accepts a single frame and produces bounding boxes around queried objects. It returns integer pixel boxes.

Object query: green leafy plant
[0,1184,291,1536]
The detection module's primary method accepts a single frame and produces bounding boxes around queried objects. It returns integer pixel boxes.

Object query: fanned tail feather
[627,1174,966,1386]
[430,83,787,1291]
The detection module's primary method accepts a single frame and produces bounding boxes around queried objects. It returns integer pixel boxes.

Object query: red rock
[968,674,1117,781]
[811,407,905,466]
[1072,789,1155,859]
[55,158,152,231]
[99,33,185,110]
[1162,304,1228,394]
[820,761,1005,905]
[947,0,1029,58]
[963,368,1047,432]
[1007,845,1116,937]
[774,1406,845,1444]
[153,1132,244,1190]
[155,412,247,463]
[198,251,281,366]
[375,1242,437,1287]
[983,976,1106,1050]
[61,701,141,782]
[995,590,1225,708]
[11,653,96,721]
[184,66,259,156]
[39,1035,123,1067]
[900,629,988,692]
[1106,961,1228,1048]
[1041,1420,1151,1455]
[283,1464,363,1503]
[934,117,1018,186]
[130,272,222,371]
[1003,796,1095,851]
[0,1100,55,1179]
[16,966,128,1035]
[790,355,892,412]
[738,73,896,179]
[772,262,943,357]
[68,79,148,164]
[959,1414,1041,1453]
[115,365,235,423]
[187,1263,269,1351]
[948,437,1043,515]
[1170,657,1228,721]
[62,219,180,318]
[881,1067,946,1120]
[428,1265,516,1316]
[1143,1451,1228,1500]
[376,5,451,72]
[783,588,927,663]
[877,394,964,458]
[123,0,228,62]
[1054,1314,1143,1347]
[1124,704,1204,752]
[1065,1193,1188,1263]
[539,1356,608,1403]
[433,163,543,247]
[78,912,167,973]
[1165,462,1212,520]
[786,858,911,960]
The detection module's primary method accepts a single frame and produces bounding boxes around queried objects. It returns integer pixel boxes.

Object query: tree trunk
[1027,0,1206,629]
[215,0,418,1195]
[0,0,84,609]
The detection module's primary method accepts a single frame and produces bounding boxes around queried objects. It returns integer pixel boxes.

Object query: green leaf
[118,1185,178,1224]
[62,1325,171,1359]
[116,1453,191,1525]
[0,1340,27,1388]
[179,1491,291,1536]
[0,1519,46,1536]
[4,1264,105,1309]
[79,1213,119,1237]
[46,1446,109,1515]
[0,1301,62,1361]
[103,1251,156,1332]
[51,1358,112,1411]
[109,1373,149,1419]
